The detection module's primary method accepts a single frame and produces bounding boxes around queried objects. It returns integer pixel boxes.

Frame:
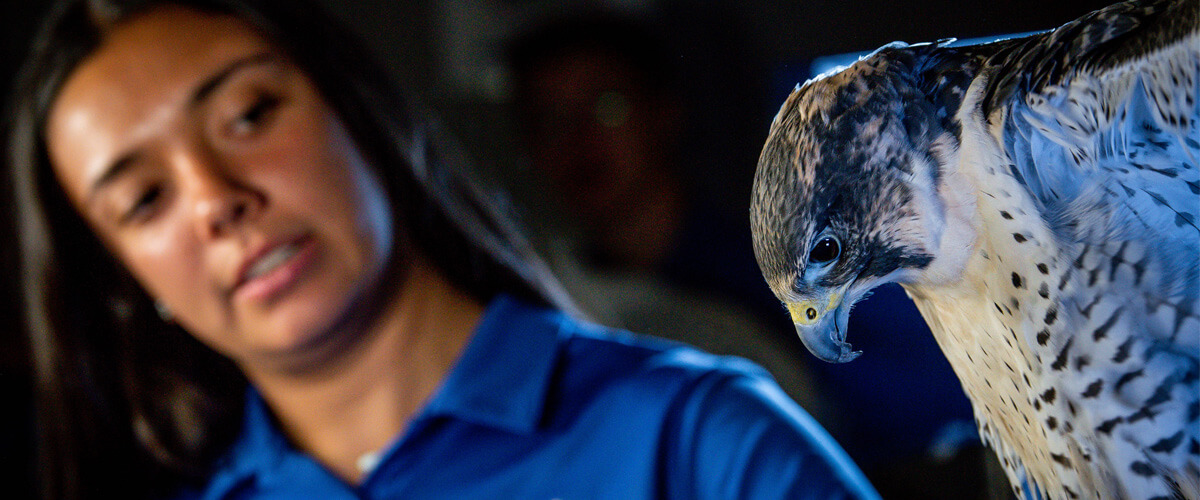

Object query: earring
[155,301,174,322]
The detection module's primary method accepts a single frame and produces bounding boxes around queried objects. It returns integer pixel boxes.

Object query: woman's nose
[176,148,263,240]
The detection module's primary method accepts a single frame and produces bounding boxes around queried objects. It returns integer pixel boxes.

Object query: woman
[9,0,880,498]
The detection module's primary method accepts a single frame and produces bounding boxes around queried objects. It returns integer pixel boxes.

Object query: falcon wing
[979,0,1198,495]
[991,0,1197,311]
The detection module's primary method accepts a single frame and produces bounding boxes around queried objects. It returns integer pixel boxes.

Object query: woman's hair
[8,0,574,497]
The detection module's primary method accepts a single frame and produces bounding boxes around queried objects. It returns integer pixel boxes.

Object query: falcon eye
[809,236,840,264]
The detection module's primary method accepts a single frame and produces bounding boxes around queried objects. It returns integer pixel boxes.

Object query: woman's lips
[233,234,317,303]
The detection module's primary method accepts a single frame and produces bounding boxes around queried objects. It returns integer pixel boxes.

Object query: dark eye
[121,185,165,224]
[231,94,281,136]
[809,236,840,264]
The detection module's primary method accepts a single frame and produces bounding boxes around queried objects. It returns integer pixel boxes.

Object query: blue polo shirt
[181,295,879,499]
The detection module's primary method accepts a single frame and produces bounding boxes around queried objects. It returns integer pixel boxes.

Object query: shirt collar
[419,294,565,434]
[213,295,565,489]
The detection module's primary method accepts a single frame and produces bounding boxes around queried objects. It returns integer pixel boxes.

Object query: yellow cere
[787,301,821,325]
[786,289,843,326]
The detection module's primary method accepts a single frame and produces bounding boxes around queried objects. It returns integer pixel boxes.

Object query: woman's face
[45,7,395,368]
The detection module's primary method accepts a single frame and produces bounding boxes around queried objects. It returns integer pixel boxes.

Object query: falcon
[749,0,1198,498]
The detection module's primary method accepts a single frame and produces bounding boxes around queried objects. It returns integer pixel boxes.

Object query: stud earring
[155,301,174,322]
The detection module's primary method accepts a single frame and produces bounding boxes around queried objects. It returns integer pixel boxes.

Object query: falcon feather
[749,0,1198,498]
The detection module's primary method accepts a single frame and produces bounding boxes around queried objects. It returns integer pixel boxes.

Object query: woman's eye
[230,94,280,136]
[809,236,840,264]
[120,185,164,223]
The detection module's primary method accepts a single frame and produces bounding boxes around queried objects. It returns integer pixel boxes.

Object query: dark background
[1,0,1114,498]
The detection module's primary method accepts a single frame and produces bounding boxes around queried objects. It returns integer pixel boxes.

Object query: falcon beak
[786,286,861,363]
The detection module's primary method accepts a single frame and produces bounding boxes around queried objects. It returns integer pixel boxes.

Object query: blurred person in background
[506,13,824,413]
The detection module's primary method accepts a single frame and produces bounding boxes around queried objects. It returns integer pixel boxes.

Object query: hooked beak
[786,288,861,363]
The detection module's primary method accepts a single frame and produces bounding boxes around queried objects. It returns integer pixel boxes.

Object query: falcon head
[750,43,970,363]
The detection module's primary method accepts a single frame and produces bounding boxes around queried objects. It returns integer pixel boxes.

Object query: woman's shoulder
[544,303,881,499]
[542,298,805,427]
[548,297,775,386]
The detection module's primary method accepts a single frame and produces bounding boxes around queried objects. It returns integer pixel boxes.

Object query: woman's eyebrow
[84,152,139,210]
[188,50,277,107]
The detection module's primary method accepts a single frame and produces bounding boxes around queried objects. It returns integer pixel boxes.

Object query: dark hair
[8,0,573,497]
